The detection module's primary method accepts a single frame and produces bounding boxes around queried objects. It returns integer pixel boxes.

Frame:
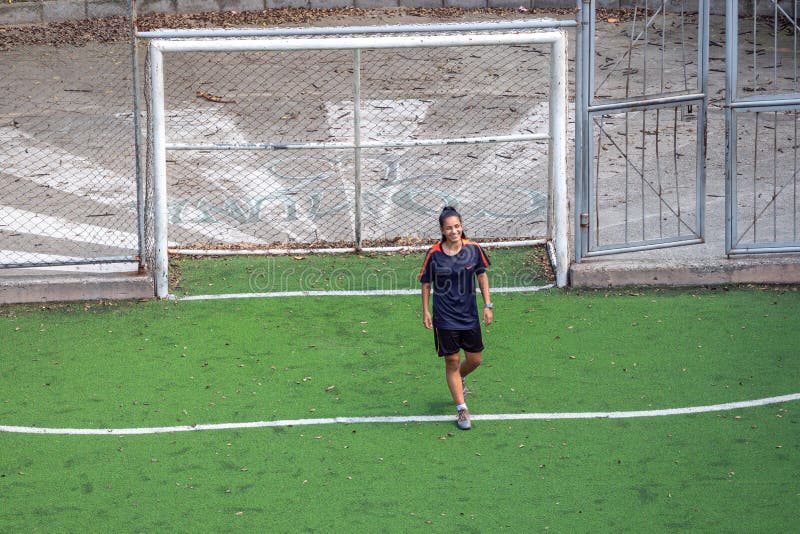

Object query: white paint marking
[0,123,269,246]
[2,393,797,436]
[0,127,135,207]
[326,99,431,142]
[0,206,139,250]
[173,284,555,301]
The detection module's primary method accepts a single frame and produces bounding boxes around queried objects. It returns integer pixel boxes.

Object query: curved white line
[2,393,798,436]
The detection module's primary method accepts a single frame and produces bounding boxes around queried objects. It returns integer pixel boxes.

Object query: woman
[419,206,493,430]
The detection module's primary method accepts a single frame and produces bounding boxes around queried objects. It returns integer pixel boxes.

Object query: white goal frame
[148,29,569,297]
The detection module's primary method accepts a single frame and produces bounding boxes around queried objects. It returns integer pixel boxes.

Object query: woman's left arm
[477,272,492,326]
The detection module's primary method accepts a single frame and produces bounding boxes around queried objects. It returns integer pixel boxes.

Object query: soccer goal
[143,23,570,297]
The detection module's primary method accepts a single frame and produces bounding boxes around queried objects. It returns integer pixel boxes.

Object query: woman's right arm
[421,283,433,329]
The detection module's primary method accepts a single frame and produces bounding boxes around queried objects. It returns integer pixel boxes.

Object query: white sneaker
[456,408,471,430]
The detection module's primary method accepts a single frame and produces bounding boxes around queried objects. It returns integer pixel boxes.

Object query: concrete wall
[0,0,751,26]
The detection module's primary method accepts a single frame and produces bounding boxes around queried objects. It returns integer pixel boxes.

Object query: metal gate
[726,0,800,254]
[576,0,709,260]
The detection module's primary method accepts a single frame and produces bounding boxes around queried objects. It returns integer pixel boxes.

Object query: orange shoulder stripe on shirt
[463,240,490,267]
[418,242,442,281]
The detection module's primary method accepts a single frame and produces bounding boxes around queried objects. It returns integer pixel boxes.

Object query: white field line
[173,284,555,301]
[2,393,798,436]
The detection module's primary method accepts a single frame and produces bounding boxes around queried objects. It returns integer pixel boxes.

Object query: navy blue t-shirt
[418,240,491,330]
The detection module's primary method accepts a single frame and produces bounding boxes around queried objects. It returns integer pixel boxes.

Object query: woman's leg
[444,353,465,405]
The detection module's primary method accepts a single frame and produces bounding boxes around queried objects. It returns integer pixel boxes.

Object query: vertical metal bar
[550,31,570,287]
[595,114,603,246]
[794,109,798,241]
[626,6,638,244]
[574,0,586,262]
[773,109,778,242]
[643,0,648,96]
[753,112,760,243]
[677,0,686,236]
[772,0,778,241]
[673,106,681,236]
[640,112,647,242]
[640,0,647,241]
[680,0,689,92]
[656,0,665,238]
[594,114,602,246]
[773,3,779,241]
[576,0,593,262]
[129,0,145,270]
[745,0,755,244]
[696,0,709,241]
[725,0,738,254]
[656,107,662,238]
[588,1,598,255]
[149,44,169,298]
[753,0,758,91]
[593,4,605,250]
[353,49,363,251]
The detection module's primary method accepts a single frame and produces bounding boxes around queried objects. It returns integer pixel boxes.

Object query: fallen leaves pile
[0,6,613,50]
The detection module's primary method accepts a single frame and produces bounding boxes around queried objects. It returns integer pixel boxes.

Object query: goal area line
[3,393,798,436]
[173,284,555,302]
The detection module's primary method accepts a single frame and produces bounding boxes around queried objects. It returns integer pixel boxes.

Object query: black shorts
[434,326,484,357]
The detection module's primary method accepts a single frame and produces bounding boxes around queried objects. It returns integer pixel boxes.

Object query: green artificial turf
[1,277,799,531]
[169,245,553,296]
[0,409,796,532]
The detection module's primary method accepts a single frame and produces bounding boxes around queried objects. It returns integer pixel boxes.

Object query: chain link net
[144,34,554,252]
[0,28,140,268]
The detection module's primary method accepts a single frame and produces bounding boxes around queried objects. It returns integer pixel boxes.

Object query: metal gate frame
[575,0,710,261]
[725,0,800,255]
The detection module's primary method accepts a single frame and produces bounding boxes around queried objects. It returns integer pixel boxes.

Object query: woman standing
[419,206,493,430]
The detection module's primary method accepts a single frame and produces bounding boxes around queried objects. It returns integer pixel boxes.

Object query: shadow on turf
[427,399,455,415]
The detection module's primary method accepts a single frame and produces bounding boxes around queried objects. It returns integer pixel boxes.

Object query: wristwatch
[484,303,493,309]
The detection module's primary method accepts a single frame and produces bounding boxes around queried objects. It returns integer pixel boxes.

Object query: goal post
[146,28,570,298]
